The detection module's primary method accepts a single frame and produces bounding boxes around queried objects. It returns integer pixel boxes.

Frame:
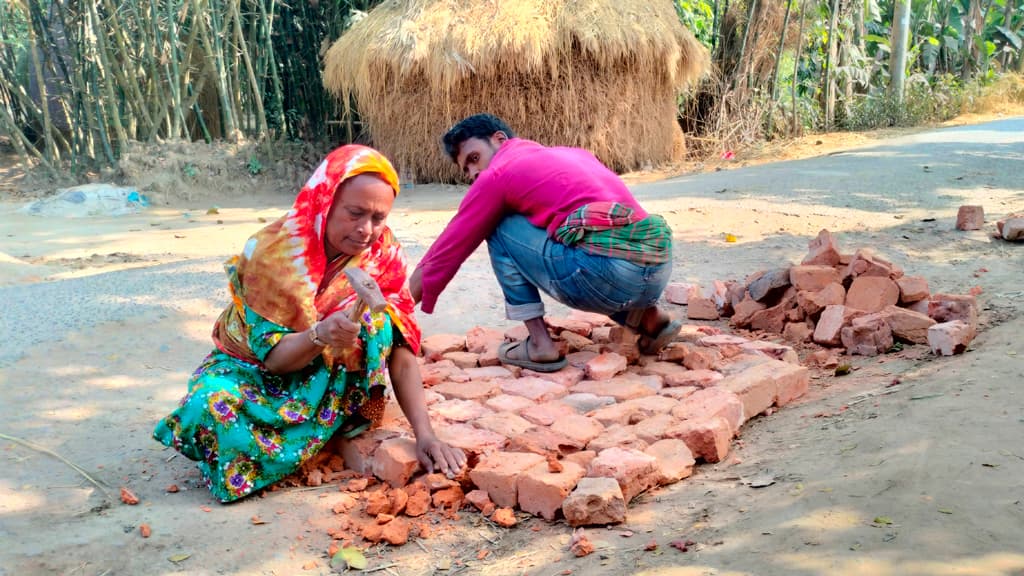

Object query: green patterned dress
[154,305,393,502]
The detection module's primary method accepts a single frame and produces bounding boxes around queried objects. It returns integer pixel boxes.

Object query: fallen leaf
[258,217,268,223]
[207,207,220,215]
[251,516,267,525]
[835,364,852,376]
[617,530,634,537]
[168,553,191,563]
[938,509,953,515]
[873,516,893,525]
[120,487,140,505]
[139,524,151,538]
[331,546,368,571]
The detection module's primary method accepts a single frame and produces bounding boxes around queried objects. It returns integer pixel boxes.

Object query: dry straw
[323,0,709,182]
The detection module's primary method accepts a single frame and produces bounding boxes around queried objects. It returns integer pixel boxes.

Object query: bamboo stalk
[791,0,807,137]
[101,0,158,139]
[86,1,128,155]
[230,0,266,138]
[27,21,58,163]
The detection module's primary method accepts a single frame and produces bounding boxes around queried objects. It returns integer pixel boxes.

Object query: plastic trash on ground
[18,183,150,217]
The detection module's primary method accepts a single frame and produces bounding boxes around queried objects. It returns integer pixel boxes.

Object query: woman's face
[324,173,395,259]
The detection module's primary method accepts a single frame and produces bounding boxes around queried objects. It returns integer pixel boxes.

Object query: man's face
[455,132,507,183]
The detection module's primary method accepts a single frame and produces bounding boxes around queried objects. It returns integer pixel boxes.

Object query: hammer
[343,267,389,323]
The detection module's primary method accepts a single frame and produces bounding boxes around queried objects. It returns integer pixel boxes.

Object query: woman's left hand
[415,432,467,478]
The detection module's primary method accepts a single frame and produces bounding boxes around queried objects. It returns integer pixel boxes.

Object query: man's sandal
[497,337,568,373]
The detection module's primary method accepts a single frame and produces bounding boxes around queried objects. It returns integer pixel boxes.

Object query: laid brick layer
[297,229,982,548]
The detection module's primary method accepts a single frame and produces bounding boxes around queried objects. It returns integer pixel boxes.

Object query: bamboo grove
[0,0,1021,175]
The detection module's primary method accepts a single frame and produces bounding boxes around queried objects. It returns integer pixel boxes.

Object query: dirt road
[1,117,1022,575]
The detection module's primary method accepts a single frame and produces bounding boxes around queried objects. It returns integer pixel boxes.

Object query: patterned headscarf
[213,145,420,367]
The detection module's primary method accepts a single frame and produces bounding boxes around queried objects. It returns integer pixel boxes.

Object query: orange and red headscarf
[213,145,420,367]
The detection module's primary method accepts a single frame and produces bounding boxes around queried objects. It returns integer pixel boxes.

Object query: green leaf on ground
[168,553,191,563]
[873,516,893,525]
[835,364,853,376]
[331,546,368,571]
[938,508,953,514]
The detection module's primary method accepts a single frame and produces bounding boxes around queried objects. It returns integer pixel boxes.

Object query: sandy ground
[1,115,1023,576]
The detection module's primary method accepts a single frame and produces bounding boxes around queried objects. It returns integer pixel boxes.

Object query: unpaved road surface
[1,117,1023,575]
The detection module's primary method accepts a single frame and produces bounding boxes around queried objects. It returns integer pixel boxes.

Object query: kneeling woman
[154,145,466,502]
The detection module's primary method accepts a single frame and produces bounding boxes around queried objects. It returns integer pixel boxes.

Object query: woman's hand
[316,310,361,349]
[415,432,467,478]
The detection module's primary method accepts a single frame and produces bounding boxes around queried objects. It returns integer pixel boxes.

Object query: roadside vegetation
[0,0,1021,181]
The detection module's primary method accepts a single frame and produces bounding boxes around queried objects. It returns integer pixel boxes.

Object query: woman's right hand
[315,311,361,350]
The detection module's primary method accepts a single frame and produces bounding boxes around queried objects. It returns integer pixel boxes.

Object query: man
[409,113,681,372]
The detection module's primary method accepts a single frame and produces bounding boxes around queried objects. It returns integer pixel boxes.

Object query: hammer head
[343,267,388,313]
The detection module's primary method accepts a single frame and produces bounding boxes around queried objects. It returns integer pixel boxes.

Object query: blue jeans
[487,215,671,328]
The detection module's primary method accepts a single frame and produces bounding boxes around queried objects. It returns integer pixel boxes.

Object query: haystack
[323,0,709,183]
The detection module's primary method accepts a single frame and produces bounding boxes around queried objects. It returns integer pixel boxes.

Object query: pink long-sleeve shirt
[417,138,648,314]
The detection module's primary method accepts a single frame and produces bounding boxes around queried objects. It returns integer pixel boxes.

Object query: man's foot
[637,306,683,355]
[498,337,567,372]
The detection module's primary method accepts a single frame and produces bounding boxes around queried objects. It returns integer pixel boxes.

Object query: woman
[154,145,466,502]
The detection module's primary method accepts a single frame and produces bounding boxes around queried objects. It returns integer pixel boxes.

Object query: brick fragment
[841,314,894,356]
[670,387,744,432]
[562,476,626,527]
[561,393,616,414]
[845,248,902,279]
[463,366,515,381]
[956,205,985,231]
[420,360,468,387]
[803,229,842,266]
[421,334,466,360]
[731,297,767,328]
[550,414,605,447]
[589,396,678,427]
[928,320,976,356]
[469,452,546,508]
[739,340,799,365]
[587,447,661,502]
[587,425,649,453]
[1000,217,1024,240]
[895,276,930,303]
[645,438,696,484]
[884,305,936,344]
[442,351,480,369]
[546,316,593,337]
[371,437,422,488]
[714,359,809,421]
[434,423,506,455]
[928,294,979,329]
[431,380,499,401]
[632,413,681,445]
[517,460,585,521]
[571,377,656,402]
[664,282,701,305]
[846,276,900,313]
[783,321,814,343]
[521,365,586,388]
[797,283,846,316]
[520,401,577,426]
[432,398,493,422]
[341,429,402,475]
[748,267,792,302]
[664,416,732,463]
[465,489,495,516]
[499,376,568,402]
[465,326,505,354]
[790,265,841,292]
[566,309,615,328]
[585,352,628,380]
[813,305,861,346]
[491,507,517,527]
[563,450,597,469]
[507,426,584,455]
[473,411,535,438]
[687,297,720,320]
[484,394,535,413]
[664,369,722,388]
[559,331,595,352]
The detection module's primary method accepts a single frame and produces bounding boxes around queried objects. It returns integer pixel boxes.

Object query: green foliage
[246,155,263,176]
[182,163,199,179]
[674,0,717,48]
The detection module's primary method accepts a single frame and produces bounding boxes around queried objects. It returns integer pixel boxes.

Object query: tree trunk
[961,0,981,81]
[733,0,759,88]
[890,0,912,105]
[1003,0,1016,69]
[823,0,841,129]
[792,0,807,137]
[766,0,793,137]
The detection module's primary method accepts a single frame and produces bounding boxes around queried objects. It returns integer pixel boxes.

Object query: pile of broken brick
[956,205,1023,241]
[306,228,981,549]
[673,229,980,357]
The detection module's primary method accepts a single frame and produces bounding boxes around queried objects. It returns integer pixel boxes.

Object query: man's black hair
[442,114,516,162]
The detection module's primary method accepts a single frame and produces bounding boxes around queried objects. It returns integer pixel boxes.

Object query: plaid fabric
[554,202,672,265]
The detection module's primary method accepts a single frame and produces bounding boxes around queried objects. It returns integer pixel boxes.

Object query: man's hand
[316,310,360,349]
[415,432,467,479]
[408,267,423,305]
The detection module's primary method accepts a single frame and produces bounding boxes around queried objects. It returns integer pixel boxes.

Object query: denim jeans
[487,214,671,328]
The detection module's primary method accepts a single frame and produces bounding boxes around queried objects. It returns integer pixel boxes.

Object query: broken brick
[670,387,744,433]
[421,334,466,360]
[845,276,900,313]
[802,229,842,266]
[432,398,494,422]
[561,476,626,527]
[434,423,506,455]
[884,305,936,344]
[587,425,649,453]
[956,205,985,231]
[550,414,606,448]
[587,447,661,502]
[687,297,720,320]
[928,320,976,356]
[664,369,723,388]
[484,394,535,413]
[644,438,696,484]
[469,452,546,508]
[664,416,732,463]
[473,411,535,438]
[895,275,930,303]
[789,265,841,292]
[517,460,586,521]
[520,401,577,426]
[431,380,499,401]
[584,352,629,380]
[499,376,569,403]
[371,437,422,488]
[570,377,656,402]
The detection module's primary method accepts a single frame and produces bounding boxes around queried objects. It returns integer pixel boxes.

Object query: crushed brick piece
[585,352,629,380]
[664,416,732,463]
[469,452,546,508]
[484,394,535,413]
[803,229,842,266]
[431,380,499,401]
[473,411,534,438]
[491,507,518,527]
[518,460,585,520]
[956,205,985,230]
[645,438,696,484]
[587,447,660,503]
[421,334,467,360]
[846,276,900,313]
[928,320,976,356]
[520,400,576,426]
[562,476,626,527]
[371,437,421,488]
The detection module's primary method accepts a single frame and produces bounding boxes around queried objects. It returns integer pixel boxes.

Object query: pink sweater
[417,138,647,314]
